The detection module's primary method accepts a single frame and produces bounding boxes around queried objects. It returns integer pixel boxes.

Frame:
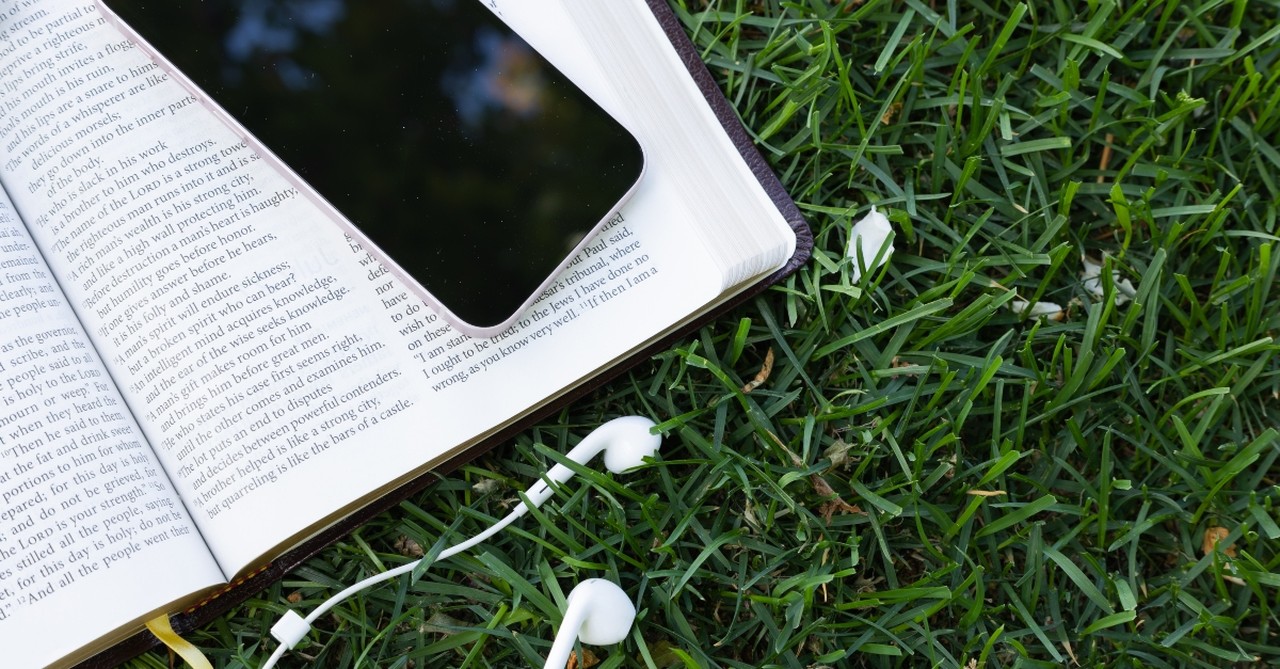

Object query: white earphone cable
[259,507,524,669]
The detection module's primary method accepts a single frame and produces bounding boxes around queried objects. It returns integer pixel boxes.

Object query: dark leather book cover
[78,2,810,666]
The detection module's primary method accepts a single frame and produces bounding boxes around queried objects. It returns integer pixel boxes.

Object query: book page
[0,187,223,668]
[2,0,728,574]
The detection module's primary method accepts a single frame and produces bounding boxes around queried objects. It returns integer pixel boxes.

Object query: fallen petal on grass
[1009,298,1065,320]
[846,205,894,281]
[1082,255,1137,305]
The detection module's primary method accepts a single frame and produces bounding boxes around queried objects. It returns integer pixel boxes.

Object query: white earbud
[522,415,662,509]
[542,579,636,669]
[263,416,660,669]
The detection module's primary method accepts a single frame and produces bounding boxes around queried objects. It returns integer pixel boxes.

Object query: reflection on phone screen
[103,0,644,332]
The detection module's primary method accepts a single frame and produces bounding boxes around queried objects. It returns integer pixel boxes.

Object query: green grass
[128,0,1280,666]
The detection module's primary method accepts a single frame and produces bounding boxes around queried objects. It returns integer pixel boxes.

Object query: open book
[0,1,808,666]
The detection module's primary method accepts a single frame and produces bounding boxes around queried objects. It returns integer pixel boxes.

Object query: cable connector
[270,610,311,650]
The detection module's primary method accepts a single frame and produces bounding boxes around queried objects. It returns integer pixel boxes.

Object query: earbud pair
[262,416,660,669]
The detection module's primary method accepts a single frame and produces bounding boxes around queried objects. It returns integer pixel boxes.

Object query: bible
[0,1,810,667]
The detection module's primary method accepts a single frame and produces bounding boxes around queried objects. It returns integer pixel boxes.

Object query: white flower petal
[1009,298,1065,320]
[846,205,895,281]
[1082,255,1137,305]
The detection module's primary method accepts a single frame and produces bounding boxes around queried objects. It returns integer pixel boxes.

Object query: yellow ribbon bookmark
[145,614,214,669]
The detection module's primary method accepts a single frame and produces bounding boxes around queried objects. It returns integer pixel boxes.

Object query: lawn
[127,0,1280,667]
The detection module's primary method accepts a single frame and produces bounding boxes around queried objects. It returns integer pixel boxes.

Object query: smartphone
[96,0,645,337]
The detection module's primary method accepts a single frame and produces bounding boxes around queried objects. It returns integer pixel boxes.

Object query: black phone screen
[100,0,644,332]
